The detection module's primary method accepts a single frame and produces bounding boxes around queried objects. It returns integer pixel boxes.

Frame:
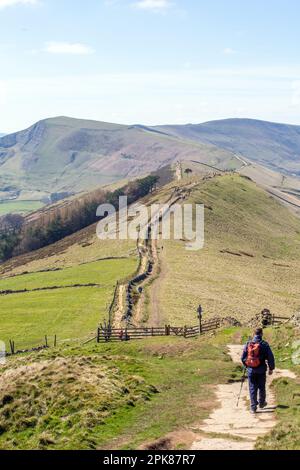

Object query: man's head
[254,327,263,337]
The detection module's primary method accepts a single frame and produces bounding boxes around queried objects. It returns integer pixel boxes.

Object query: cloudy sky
[1,0,300,132]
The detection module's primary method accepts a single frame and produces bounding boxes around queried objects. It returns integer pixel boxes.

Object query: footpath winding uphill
[112,182,196,328]
[191,345,296,450]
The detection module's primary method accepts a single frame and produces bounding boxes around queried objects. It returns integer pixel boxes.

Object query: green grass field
[0,200,44,216]
[0,258,137,349]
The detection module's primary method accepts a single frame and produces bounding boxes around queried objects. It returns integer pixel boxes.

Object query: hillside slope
[144,174,300,325]
[156,118,300,176]
[0,116,240,202]
[0,173,299,451]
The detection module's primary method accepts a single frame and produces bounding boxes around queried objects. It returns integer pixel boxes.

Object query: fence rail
[5,334,56,357]
[4,315,291,356]
[272,315,290,325]
[96,319,221,343]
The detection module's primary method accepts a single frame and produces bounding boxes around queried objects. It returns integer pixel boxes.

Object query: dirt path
[112,284,126,328]
[112,180,209,328]
[149,240,168,327]
[191,345,296,450]
[176,162,182,181]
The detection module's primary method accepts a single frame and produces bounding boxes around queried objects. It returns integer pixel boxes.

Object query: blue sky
[1,0,300,132]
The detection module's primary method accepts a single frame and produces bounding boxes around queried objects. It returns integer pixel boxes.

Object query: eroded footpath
[191,345,296,450]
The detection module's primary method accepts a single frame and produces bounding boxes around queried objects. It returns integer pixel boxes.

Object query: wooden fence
[6,335,57,357]
[96,319,221,343]
[271,315,290,325]
[4,315,291,356]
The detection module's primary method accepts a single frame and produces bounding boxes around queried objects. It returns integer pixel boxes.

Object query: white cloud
[223,48,237,55]
[45,42,94,56]
[0,0,38,9]
[132,0,173,12]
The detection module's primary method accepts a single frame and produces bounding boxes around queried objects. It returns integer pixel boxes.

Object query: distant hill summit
[1,116,300,210]
[155,118,300,176]
[0,116,240,202]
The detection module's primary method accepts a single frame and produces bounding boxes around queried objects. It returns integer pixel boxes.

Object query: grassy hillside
[156,118,300,176]
[0,207,138,349]
[146,174,300,325]
[0,171,299,450]
[0,324,298,450]
[0,217,136,276]
[0,116,240,203]
[0,331,238,450]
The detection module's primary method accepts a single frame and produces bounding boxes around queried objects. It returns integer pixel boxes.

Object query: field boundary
[96,319,221,343]
[4,315,292,357]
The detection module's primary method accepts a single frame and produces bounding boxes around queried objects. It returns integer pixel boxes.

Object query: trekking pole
[236,366,247,407]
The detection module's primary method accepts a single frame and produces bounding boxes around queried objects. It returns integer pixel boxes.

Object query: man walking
[241,327,275,414]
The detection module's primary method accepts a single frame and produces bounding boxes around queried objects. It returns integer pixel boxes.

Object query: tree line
[0,175,159,262]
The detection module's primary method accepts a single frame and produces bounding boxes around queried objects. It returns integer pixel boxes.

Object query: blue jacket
[241,335,275,375]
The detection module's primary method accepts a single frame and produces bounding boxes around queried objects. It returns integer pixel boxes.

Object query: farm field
[0,257,137,350]
[0,226,136,276]
[0,200,44,216]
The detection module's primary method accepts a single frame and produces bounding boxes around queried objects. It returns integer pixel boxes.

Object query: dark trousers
[248,372,266,411]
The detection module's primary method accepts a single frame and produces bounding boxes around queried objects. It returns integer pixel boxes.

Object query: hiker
[241,327,275,414]
[261,308,272,327]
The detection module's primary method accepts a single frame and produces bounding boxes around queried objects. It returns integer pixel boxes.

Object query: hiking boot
[259,402,268,409]
[250,409,257,414]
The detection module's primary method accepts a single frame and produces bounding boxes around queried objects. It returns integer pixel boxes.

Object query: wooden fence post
[104,321,110,342]
[45,336,48,348]
[97,327,100,343]
[9,340,15,355]
[54,335,57,347]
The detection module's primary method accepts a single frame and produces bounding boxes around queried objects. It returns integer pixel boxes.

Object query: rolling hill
[1,171,300,336]
[2,116,300,218]
[155,118,300,176]
[145,174,300,326]
[0,116,240,204]
[0,170,299,450]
